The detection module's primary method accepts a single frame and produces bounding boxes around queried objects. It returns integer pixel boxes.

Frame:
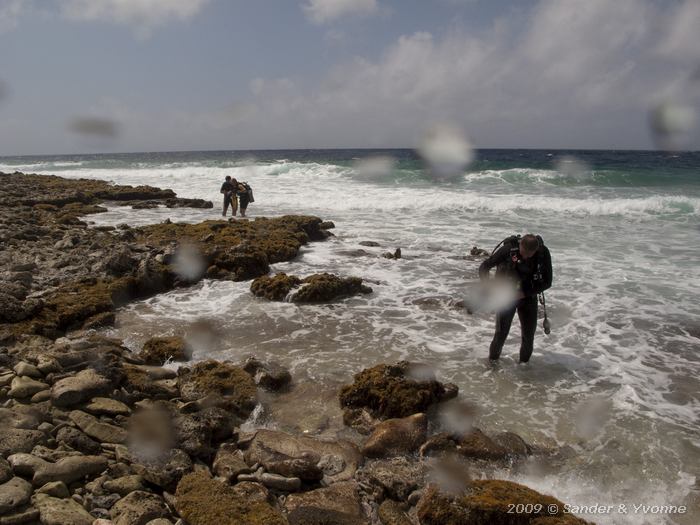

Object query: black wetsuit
[237,184,251,211]
[220,181,236,215]
[478,240,552,362]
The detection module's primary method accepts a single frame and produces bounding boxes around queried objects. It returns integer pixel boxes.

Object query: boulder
[103,475,146,496]
[250,273,301,301]
[356,457,426,502]
[140,336,191,365]
[32,493,94,525]
[69,410,127,444]
[35,481,69,499]
[242,357,292,391]
[362,413,428,458]
[293,273,372,303]
[212,444,253,482]
[174,470,287,525]
[243,429,362,485]
[8,376,49,398]
[84,397,131,417]
[416,480,592,525]
[11,453,107,486]
[339,361,458,421]
[0,428,46,457]
[110,490,170,525]
[0,458,11,484]
[130,448,193,492]
[0,477,32,515]
[178,360,257,418]
[12,362,42,378]
[285,481,367,525]
[55,426,102,455]
[51,368,112,407]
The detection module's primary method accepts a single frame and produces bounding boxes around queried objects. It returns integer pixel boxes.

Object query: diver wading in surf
[478,234,552,363]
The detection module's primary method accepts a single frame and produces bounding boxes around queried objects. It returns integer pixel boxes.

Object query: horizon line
[1,146,697,159]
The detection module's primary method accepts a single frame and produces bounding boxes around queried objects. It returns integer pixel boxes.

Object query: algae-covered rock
[175,470,287,525]
[178,360,257,418]
[140,336,192,365]
[416,480,592,525]
[250,273,301,301]
[339,361,458,421]
[251,272,372,303]
[292,273,372,303]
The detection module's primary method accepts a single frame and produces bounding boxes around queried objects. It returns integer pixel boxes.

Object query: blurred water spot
[417,123,474,182]
[438,401,477,437]
[574,398,611,441]
[173,243,206,282]
[649,99,697,150]
[463,279,518,315]
[353,155,397,181]
[553,156,592,183]
[69,117,120,138]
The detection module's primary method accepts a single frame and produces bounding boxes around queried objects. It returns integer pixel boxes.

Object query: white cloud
[60,0,210,36]
[657,0,700,62]
[0,0,27,33]
[302,0,378,24]
[217,0,695,149]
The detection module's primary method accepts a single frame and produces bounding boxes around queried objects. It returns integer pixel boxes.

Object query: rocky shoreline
[0,171,592,524]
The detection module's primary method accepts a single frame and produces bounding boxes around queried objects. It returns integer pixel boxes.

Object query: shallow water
[2,149,698,523]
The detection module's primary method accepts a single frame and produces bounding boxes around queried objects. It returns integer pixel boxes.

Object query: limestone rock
[243,429,362,485]
[285,481,367,525]
[362,413,428,458]
[35,481,69,499]
[32,493,94,525]
[0,477,32,515]
[51,368,112,407]
[12,362,42,378]
[9,453,108,486]
[356,457,426,502]
[84,397,131,417]
[0,428,46,457]
[55,426,102,455]
[0,458,11,484]
[69,410,127,443]
[8,376,49,398]
[212,444,252,482]
[103,475,146,496]
[110,490,170,525]
[131,448,193,492]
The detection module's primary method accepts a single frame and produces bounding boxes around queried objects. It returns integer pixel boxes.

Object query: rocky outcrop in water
[251,272,373,302]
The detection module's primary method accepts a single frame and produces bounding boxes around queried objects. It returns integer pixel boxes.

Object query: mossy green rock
[175,471,287,525]
[339,361,458,420]
[178,360,257,417]
[140,336,191,365]
[416,480,593,525]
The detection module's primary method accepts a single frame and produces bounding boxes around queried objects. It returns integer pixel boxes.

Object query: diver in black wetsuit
[478,234,552,363]
[220,176,238,217]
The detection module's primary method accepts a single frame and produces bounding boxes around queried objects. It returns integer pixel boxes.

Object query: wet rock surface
[251,272,373,302]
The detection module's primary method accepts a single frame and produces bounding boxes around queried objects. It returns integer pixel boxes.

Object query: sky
[0,0,699,155]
